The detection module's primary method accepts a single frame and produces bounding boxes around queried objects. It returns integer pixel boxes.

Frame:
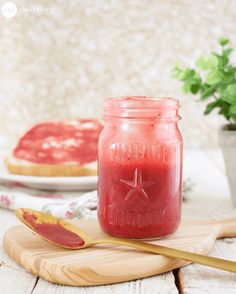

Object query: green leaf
[219,72,235,87]
[204,100,221,115]
[183,82,191,93]
[173,65,201,93]
[172,64,181,79]
[229,105,236,122]
[219,37,230,46]
[184,69,196,80]
[190,83,200,94]
[205,70,223,85]
[223,48,233,58]
[218,102,230,120]
[172,67,195,81]
[212,52,229,68]
[222,84,236,104]
[229,104,236,114]
[200,86,216,100]
[196,55,218,70]
[219,56,229,67]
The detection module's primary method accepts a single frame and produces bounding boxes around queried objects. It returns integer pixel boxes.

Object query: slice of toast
[5,119,103,177]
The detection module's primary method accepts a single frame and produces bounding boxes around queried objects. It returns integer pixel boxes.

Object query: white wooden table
[1,149,236,293]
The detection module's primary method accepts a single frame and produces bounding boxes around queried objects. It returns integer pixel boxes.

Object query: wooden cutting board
[3,217,236,286]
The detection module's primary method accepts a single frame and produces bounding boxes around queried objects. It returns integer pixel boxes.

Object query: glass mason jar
[98,96,183,239]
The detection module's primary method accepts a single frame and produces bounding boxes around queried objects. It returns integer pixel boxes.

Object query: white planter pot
[219,126,236,207]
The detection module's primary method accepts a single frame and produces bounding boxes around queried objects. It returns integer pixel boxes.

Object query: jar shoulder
[99,123,183,144]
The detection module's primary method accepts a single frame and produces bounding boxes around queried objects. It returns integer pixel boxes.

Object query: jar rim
[103,96,180,121]
[106,96,179,109]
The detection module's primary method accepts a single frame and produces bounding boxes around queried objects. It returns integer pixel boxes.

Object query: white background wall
[0,0,236,149]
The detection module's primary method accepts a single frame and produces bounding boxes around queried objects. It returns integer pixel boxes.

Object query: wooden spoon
[15,208,236,273]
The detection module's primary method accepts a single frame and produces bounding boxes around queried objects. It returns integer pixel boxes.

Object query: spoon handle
[95,238,236,273]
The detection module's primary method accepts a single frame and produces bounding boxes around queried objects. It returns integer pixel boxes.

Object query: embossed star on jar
[120,168,154,203]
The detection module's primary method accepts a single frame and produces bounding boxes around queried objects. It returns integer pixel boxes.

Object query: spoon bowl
[16,208,93,249]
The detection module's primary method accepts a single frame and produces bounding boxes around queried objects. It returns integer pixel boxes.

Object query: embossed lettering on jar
[98,96,183,238]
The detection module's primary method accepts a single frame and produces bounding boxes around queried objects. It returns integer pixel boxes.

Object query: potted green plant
[173,37,236,206]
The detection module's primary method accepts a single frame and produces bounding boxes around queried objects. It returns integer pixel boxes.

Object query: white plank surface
[0,149,236,293]
[0,209,38,293]
[180,149,236,293]
[33,274,178,294]
[0,264,37,294]
[179,239,236,294]
[0,209,26,270]
[183,149,230,200]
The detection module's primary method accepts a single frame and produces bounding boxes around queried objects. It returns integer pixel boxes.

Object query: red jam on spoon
[22,210,85,248]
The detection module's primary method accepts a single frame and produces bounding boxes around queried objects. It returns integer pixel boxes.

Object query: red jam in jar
[98,96,183,239]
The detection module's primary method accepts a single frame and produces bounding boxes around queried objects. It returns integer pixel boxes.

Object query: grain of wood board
[4,215,236,288]
[0,208,179,293]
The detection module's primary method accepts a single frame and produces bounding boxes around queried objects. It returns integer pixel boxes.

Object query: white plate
[0,173,98,191]
[0,151,98,191]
